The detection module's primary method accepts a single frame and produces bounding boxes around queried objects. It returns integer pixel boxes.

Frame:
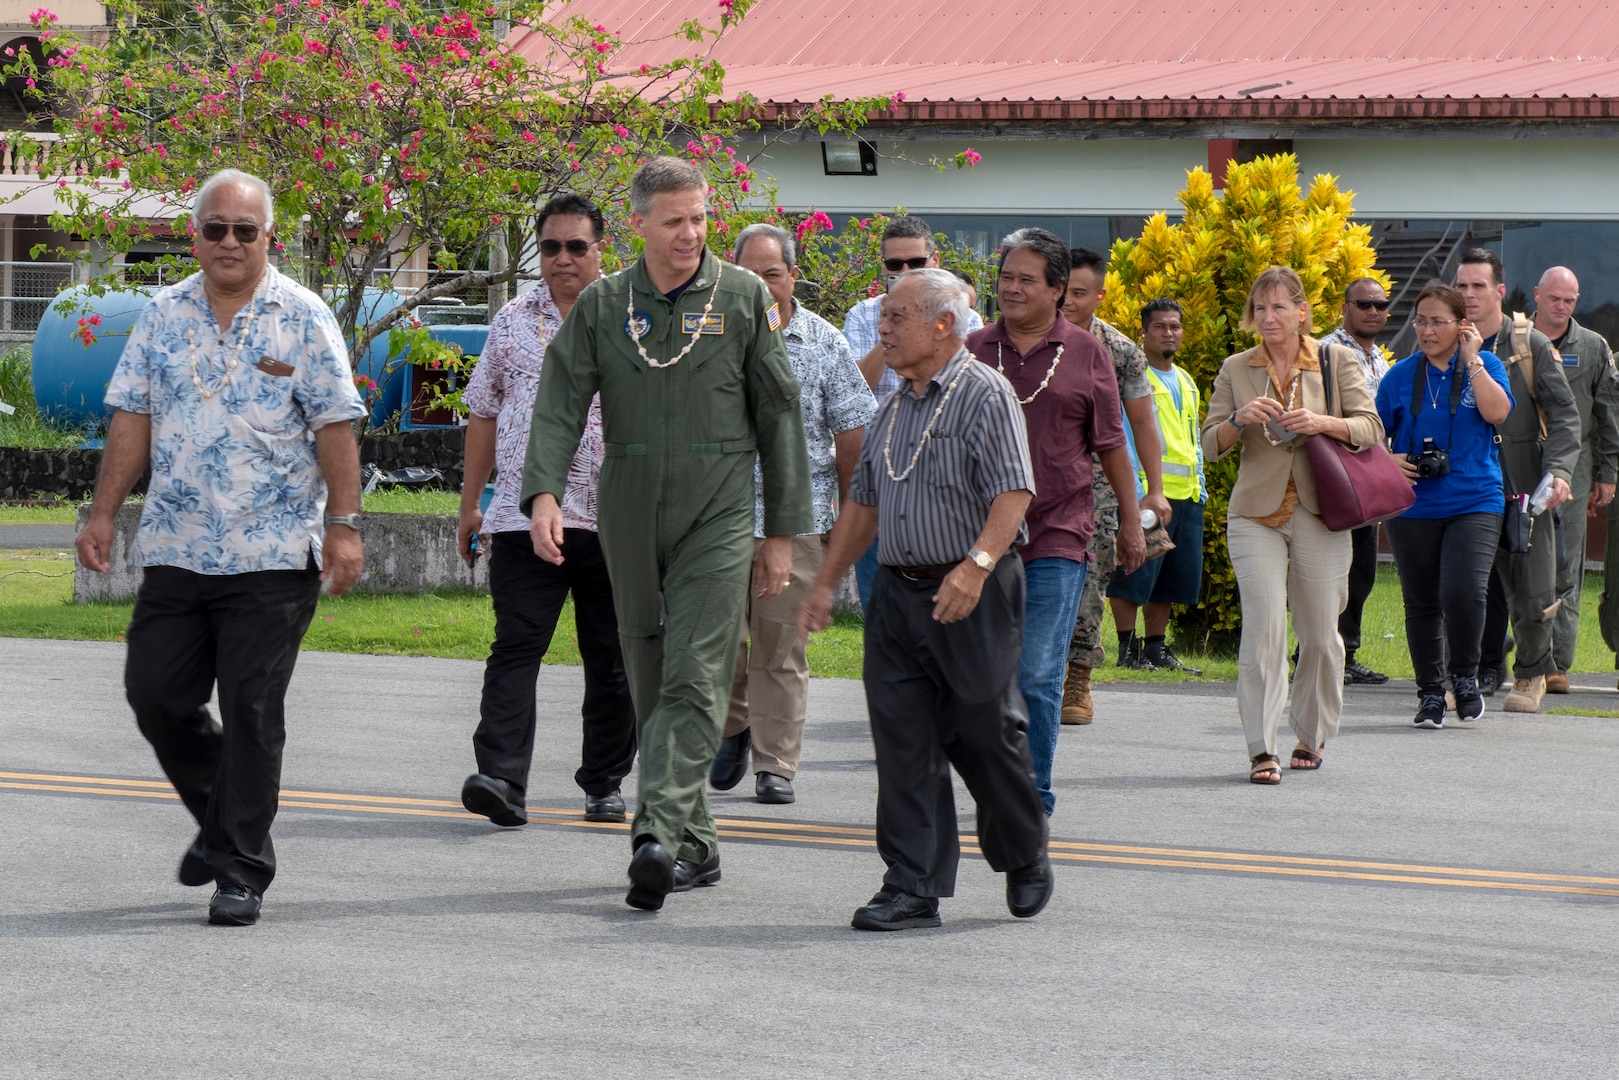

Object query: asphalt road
[3,636,1618,1078]
[0,525,75,549]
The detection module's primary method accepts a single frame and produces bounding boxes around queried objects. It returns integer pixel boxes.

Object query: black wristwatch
[324,512,362,532]
[1226,411,1243,430]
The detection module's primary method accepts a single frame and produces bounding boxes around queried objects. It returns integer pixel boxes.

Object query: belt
[894,562,962,581]
[603,439,758,457]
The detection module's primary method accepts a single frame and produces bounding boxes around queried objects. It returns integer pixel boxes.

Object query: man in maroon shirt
[967,228,1143,815]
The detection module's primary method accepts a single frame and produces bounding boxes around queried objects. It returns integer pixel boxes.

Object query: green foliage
[1099,154,1389,647]
[0,347,95,449]
[7,0,894,359]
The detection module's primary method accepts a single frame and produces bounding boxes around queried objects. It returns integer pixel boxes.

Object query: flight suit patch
[1561,353,1579,367]
[765,303,781,332]
[624,311,652,339]
[682,312,725,335]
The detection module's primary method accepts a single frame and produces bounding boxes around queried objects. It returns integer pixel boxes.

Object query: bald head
[1533,265,1580,338]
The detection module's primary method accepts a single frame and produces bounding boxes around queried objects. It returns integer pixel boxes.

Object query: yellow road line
[5,771,1616,897]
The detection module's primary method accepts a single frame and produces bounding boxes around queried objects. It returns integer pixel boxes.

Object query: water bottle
[1140,509,1158,530]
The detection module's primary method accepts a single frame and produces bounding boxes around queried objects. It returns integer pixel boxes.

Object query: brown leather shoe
[1545,672,1571,694]
[1060,661,1093,725]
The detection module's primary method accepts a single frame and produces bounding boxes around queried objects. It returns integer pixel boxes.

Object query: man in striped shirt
[800,269,1052,932]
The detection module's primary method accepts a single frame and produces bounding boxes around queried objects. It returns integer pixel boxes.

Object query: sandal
[1289,746,1323,771]
[1249,754,1281,785]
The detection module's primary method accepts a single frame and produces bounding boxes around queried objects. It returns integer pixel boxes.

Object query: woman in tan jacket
[1201,267,1384,784]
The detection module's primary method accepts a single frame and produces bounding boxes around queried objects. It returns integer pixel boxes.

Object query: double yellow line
[6,769,1618,899]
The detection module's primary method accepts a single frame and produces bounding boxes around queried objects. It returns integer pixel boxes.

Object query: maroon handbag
[1305,347,1414,532]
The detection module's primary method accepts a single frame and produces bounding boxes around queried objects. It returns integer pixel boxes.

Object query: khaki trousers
[724,534,826,779]
[1228,511,1351,760]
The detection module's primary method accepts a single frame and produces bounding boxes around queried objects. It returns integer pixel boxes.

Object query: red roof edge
[737,96,1619,123]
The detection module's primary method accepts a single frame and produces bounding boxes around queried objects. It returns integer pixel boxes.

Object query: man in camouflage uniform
[1058,248,1164,723]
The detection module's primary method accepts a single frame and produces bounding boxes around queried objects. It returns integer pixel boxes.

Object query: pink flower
[739,180,750,193]
[963,147,982,165]
[613,124,629,137]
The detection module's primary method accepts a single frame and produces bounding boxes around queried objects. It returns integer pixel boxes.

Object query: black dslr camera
[1407,437,1451,478]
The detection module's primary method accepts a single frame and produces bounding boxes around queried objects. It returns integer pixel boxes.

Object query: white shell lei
[627,260,723,369]
[883,365,967,482]
[996,339,1064,405]
[189,273,268,400]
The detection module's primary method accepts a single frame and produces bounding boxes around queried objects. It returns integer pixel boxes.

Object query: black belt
[894,562,961,581]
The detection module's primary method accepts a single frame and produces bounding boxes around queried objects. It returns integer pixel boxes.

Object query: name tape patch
[682,312,726,335]
[1561,353,1580,367]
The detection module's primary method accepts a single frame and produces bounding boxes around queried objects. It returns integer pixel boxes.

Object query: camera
[1407,437,1451,478]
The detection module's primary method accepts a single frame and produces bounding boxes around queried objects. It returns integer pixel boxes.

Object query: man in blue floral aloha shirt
[76,169,366,928]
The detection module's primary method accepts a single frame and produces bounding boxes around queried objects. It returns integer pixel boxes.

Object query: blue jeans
[1018,557,1088,816]
[854,537,881,614]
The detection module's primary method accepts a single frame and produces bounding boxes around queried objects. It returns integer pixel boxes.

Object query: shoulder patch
[766,303,782,332]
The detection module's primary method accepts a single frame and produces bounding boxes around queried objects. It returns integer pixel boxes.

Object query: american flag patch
[766,303,781,331]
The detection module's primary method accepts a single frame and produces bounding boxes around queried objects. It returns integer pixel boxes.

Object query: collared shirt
[463,283,604,534]
[752,304,876,536]
[849,346,1034,565]
[103,265,365,574]
[1248,336,1321,528]
[967,315,1124,562]
[843,293,985,402]
[1319,327,1388,394]
[1085,315,1152,508]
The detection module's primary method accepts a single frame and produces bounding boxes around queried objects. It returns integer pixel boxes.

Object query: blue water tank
[30,286,152,430]
[26,283,475,432]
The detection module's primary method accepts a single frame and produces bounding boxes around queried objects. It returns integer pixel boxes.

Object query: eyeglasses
[1413,318,1458,329]
[883,256,930,272]
[1351,298,1390,312]
[540,238,595,258]
[199,221,263,243]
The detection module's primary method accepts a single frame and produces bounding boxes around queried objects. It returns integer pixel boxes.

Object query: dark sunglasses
[883,256,930,272]
[540,238,595,258]
[199,221,263,243]
[1351,298,1390,312]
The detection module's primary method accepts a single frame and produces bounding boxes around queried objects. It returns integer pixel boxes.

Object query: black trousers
[125,562,321,895]
[1339,523,1379,656]
[1479,566,1510,672]
[862,559,1047,898]
[1387,513,1501,696]
[474,529,636,798]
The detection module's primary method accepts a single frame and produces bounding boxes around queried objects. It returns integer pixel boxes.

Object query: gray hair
[733,222,796,271]
[195,169,275,229]
[630,156,706,215]
[897,268,971,337]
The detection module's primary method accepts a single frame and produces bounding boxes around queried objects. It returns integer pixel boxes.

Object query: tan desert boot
[1502,676,1546,713]
[1061,661,1093,725]
[1544,673,1570,694]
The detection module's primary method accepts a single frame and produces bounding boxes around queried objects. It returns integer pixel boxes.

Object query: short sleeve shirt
[1320,327,1389,393]
[968,315,1125,562]
[850,347,1035,565]
[843,293,985,403]
[103,266,366,574]
[1086,316,1151,507]
[462,283,604,534]
[752,304,877,536]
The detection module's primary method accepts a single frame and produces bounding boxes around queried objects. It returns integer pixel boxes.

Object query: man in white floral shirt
[710,224,876,804]
[457,193,636,828]
[76,169,365,928]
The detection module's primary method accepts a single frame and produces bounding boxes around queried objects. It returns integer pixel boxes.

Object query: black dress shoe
[178,835,211,887]
[1006,856,1054,919]
[626,841,676,911]
[584,789,626,823]
[461,773,527,827]
[755,771,795,804]
[710,730,751,791]
[850,887,940,931]
[208,883,262,926]
[672,853,721,892]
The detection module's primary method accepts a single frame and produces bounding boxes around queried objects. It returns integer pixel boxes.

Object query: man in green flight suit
[520,157,813,911]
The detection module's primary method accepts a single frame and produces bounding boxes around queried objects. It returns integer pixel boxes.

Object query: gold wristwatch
[967,548,996,572]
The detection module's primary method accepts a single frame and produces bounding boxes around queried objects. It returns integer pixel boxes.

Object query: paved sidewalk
[0,525,75,549]
[3,636,1617,1078]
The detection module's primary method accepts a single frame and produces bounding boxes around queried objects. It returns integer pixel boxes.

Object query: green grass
[4,545,1615,685]
[0,346,97,449]
[1545,706,1619,718]
[361,486,461,515]
[0,501,78,525]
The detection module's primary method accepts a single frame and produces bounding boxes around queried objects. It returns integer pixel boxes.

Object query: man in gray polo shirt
[799,269,1051,932]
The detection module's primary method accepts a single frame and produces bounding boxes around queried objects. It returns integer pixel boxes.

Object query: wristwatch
[967,547,996,572]
[324,512,362,532]
[1226,410,1243,429]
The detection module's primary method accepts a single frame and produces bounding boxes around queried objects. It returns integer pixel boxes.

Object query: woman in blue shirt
[1376,284,1514,730]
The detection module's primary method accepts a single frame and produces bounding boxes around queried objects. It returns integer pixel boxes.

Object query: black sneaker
[1142,640,1203,675]
[1478,666,1504,697]
[1451,675,1485,722]
[1117,636,1157,671]
[1344,658,1389,685]
[1413,694,1446,729]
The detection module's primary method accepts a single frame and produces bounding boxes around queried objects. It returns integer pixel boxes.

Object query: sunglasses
[199,221,263,243]
[1350,298,1390,312]
[540,238,595,258]
[883,256,930,272]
